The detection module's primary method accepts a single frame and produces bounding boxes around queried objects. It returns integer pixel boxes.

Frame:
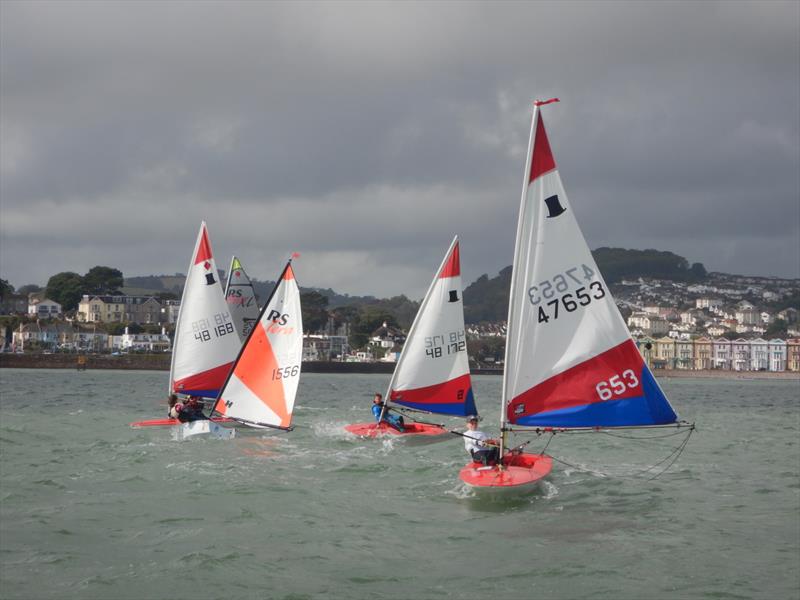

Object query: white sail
[212,261,303,429]
[388,236,477,417]
[502,100,677,430]
[224,256,260,340]
[169,222,242,398]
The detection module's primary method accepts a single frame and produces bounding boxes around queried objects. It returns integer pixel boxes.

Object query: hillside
[124,248,712,325]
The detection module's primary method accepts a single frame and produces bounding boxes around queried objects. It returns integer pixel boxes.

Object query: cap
[466,415,479,422]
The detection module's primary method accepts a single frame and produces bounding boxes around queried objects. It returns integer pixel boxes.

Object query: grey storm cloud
[1,0,798,297]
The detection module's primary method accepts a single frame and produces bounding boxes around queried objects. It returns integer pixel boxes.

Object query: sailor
[181,396,208,422]
[167,394,182,419]
[463,415,499,465]
[372,392,405,432]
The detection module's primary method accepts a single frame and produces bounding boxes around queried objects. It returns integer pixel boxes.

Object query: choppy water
[0,369,798,600]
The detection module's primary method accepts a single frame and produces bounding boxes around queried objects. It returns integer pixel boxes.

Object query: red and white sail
[170,222,241,398]
[388,236,477,417]
[224,256,260,340]
[502,102,677,429]
[212,261,303,429]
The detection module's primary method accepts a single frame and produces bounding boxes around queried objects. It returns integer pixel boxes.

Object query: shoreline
[1,353,798,380]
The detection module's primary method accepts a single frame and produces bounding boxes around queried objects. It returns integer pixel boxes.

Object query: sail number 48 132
[596,369,639,401]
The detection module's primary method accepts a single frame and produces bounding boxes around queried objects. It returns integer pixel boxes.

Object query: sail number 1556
[596,369,639,401]
[272,365,300,380]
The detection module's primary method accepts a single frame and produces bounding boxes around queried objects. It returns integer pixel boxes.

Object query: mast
[223,256,237,299]
[379,235,461,423]
[499,103,541,458]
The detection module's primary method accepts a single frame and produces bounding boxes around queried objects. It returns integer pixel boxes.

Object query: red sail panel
[507,340,646,422]
[529,112,557,183]
[438,241,461,279]
[194,225,213,265]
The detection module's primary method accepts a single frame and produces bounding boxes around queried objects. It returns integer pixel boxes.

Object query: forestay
[224,256,260,340]
[503,104,678,429]
[389,236,477,417]
[212,260,303,429]
[170,222,241,398]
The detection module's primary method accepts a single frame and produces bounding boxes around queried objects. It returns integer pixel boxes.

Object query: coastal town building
[787,339,800,371]
[749,338,769,371]
[302,334,349,362]
[28,298,62,318]
[712,338,732,370]
[731,339,751,371]
[0,293,29,315]
[768,339,787,372]
[693,337,713,370]
[77,295,164,324]
[109,327,170,352]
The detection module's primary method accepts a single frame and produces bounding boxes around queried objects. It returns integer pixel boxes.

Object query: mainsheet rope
[510,424,695,481]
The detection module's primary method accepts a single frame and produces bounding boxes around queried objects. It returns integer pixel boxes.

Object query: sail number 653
[596,369,639,401]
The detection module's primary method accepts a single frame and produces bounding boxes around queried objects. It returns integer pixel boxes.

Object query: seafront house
[731,338,751,371]
[787,339,800,372]
[768,339,787,372]
[712,338,732,370]
[302,334,349,362]
[28,298,62,319]
[77,295,164,324]
[749,338,769,371]
[161,299,181,324]
[653,336,676,369]
[675,339,694,369]
[108,327,170,352]
[0,292,28,315]
[72,327,110,352]
[694,337,713,370]
[634,336,656,368]
[13,322,72,351]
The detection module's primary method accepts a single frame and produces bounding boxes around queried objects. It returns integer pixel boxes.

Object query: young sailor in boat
[464,415,499,465]
[167,394,182,419]
[168,395,208,422]
[372,393,405,432]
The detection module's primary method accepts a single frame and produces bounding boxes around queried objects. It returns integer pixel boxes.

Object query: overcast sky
[1,1,798,299]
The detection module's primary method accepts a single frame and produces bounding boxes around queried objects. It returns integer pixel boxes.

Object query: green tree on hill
[45,272,85,311]
[0,279,13,298]
[83,266,123,294]
[301,291,330,333]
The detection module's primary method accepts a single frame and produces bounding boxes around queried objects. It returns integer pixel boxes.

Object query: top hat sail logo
[449,290,460,303]
[544,194,566,218]
[204,261,216,286]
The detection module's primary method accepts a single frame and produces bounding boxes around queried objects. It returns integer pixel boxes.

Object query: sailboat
[209,258,303,430]
[459,99,686,491]
[224,256,261,340]
[130,222,240,428]
[345,236,477,438]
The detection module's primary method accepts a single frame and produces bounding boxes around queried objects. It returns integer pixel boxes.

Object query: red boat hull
[459,452,552,491]
[344,421,447,438]
[130,417,234,428]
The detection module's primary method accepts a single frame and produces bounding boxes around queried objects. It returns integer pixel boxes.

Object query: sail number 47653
[528,264,605,324]
[596,369,639,401]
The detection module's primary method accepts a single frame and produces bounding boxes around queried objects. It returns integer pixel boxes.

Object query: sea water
[0,369,798,600]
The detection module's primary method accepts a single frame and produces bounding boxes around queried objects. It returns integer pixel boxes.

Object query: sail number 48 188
[596,369,639,401]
